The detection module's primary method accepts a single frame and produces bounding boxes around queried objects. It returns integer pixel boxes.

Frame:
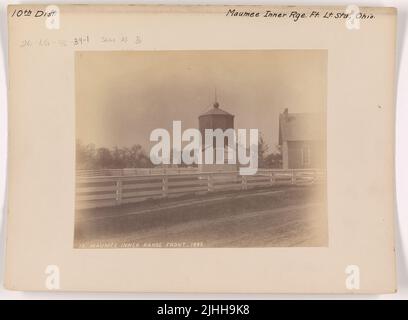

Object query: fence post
[115,180,122,205]
[162,176,168,197]
[241,175,247,190]
[291,170,296,184]
[270,172,275,186]
[207,174,213,192]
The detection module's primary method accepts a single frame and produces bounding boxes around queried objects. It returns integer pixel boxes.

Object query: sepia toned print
[74,50,327,248]
[5,4,396,293]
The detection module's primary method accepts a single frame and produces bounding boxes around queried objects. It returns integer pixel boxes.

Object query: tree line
[76,140,154,170]
[76,136,282,170]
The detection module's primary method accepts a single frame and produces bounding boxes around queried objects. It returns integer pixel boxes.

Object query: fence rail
[76,167,199,177]
[76,169,325,209]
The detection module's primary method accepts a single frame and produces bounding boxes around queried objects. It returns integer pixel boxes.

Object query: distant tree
[95,147,113,169]
[263,144,282,168]
[129,144,153,168]
[76,140,97,169]
[250,133,284,169]
[111,146,127,168]
[258,134,270,168]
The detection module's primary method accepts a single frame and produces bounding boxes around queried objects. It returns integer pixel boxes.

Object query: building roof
[199,102,234,117]
[279,109,325,144]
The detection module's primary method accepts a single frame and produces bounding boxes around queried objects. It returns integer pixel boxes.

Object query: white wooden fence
[76,167,199,177]
[76,169,325,209]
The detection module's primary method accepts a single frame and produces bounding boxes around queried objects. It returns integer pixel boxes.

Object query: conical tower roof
[199,101,234,117]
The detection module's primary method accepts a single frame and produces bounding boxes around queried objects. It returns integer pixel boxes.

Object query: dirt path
[75,185,327,248]
[101,203,326,247]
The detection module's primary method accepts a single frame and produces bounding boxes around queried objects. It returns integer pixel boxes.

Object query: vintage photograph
[74,50,327,248]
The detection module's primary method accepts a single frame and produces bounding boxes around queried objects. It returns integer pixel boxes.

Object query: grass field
[74,184,327,248]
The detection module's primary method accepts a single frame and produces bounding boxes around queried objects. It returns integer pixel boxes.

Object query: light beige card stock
[5,5,397,293]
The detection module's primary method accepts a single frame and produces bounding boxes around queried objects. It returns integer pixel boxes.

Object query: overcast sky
[76,50,326,153]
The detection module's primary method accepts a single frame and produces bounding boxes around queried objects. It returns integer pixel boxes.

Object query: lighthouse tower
[198,97,237,172]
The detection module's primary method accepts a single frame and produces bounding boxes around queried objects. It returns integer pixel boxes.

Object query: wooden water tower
[198,98,237,172]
